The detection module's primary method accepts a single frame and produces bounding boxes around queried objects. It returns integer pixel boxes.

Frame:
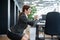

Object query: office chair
[44,12,60,40]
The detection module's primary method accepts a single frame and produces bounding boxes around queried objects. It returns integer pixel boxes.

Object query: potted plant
[28,6,37,20]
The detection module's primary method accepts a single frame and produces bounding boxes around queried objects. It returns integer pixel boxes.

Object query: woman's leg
[21,34,29,40]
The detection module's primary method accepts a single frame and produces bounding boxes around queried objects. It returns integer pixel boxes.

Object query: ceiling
[16,0,60,11]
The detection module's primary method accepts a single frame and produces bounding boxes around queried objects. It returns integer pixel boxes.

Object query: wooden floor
[0,35,10,40]
[0,35,59,40]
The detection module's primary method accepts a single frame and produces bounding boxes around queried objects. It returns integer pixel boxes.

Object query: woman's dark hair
[19,5,30,16]
[22,5,30,12]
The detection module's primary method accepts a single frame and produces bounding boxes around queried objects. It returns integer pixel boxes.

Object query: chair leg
[51,35,53,40]
[57,35,60,40]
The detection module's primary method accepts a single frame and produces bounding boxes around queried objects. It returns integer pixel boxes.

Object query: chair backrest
[45,12,60,35]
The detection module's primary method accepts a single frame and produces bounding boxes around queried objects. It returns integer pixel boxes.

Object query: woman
[11,5,38,40]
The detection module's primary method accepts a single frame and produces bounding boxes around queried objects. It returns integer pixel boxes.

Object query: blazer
[11,13,35,35]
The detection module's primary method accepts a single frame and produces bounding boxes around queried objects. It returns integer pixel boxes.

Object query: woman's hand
[34,15,38,20]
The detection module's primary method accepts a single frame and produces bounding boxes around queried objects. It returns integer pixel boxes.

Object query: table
[36,22,45,40]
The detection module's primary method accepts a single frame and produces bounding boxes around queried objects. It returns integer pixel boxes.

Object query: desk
[37,22,45,26]
[36,22,45,40]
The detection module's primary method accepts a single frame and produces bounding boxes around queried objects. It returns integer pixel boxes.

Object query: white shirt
[25,13,28,18]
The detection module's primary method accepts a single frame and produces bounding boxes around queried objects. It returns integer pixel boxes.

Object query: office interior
[0,0,60,40]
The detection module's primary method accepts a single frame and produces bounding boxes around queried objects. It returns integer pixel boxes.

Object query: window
[16,6,18,23]
[10,0,14,27]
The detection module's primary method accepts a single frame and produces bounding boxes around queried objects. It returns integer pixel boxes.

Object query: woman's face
[26,8,31,15]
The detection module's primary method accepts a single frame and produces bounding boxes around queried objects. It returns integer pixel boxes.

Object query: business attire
[11,12,35,38]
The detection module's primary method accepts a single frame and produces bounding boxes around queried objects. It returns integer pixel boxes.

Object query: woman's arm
[20,15,35,26]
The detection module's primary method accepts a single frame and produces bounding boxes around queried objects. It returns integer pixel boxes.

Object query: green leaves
[28,6,37,20]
